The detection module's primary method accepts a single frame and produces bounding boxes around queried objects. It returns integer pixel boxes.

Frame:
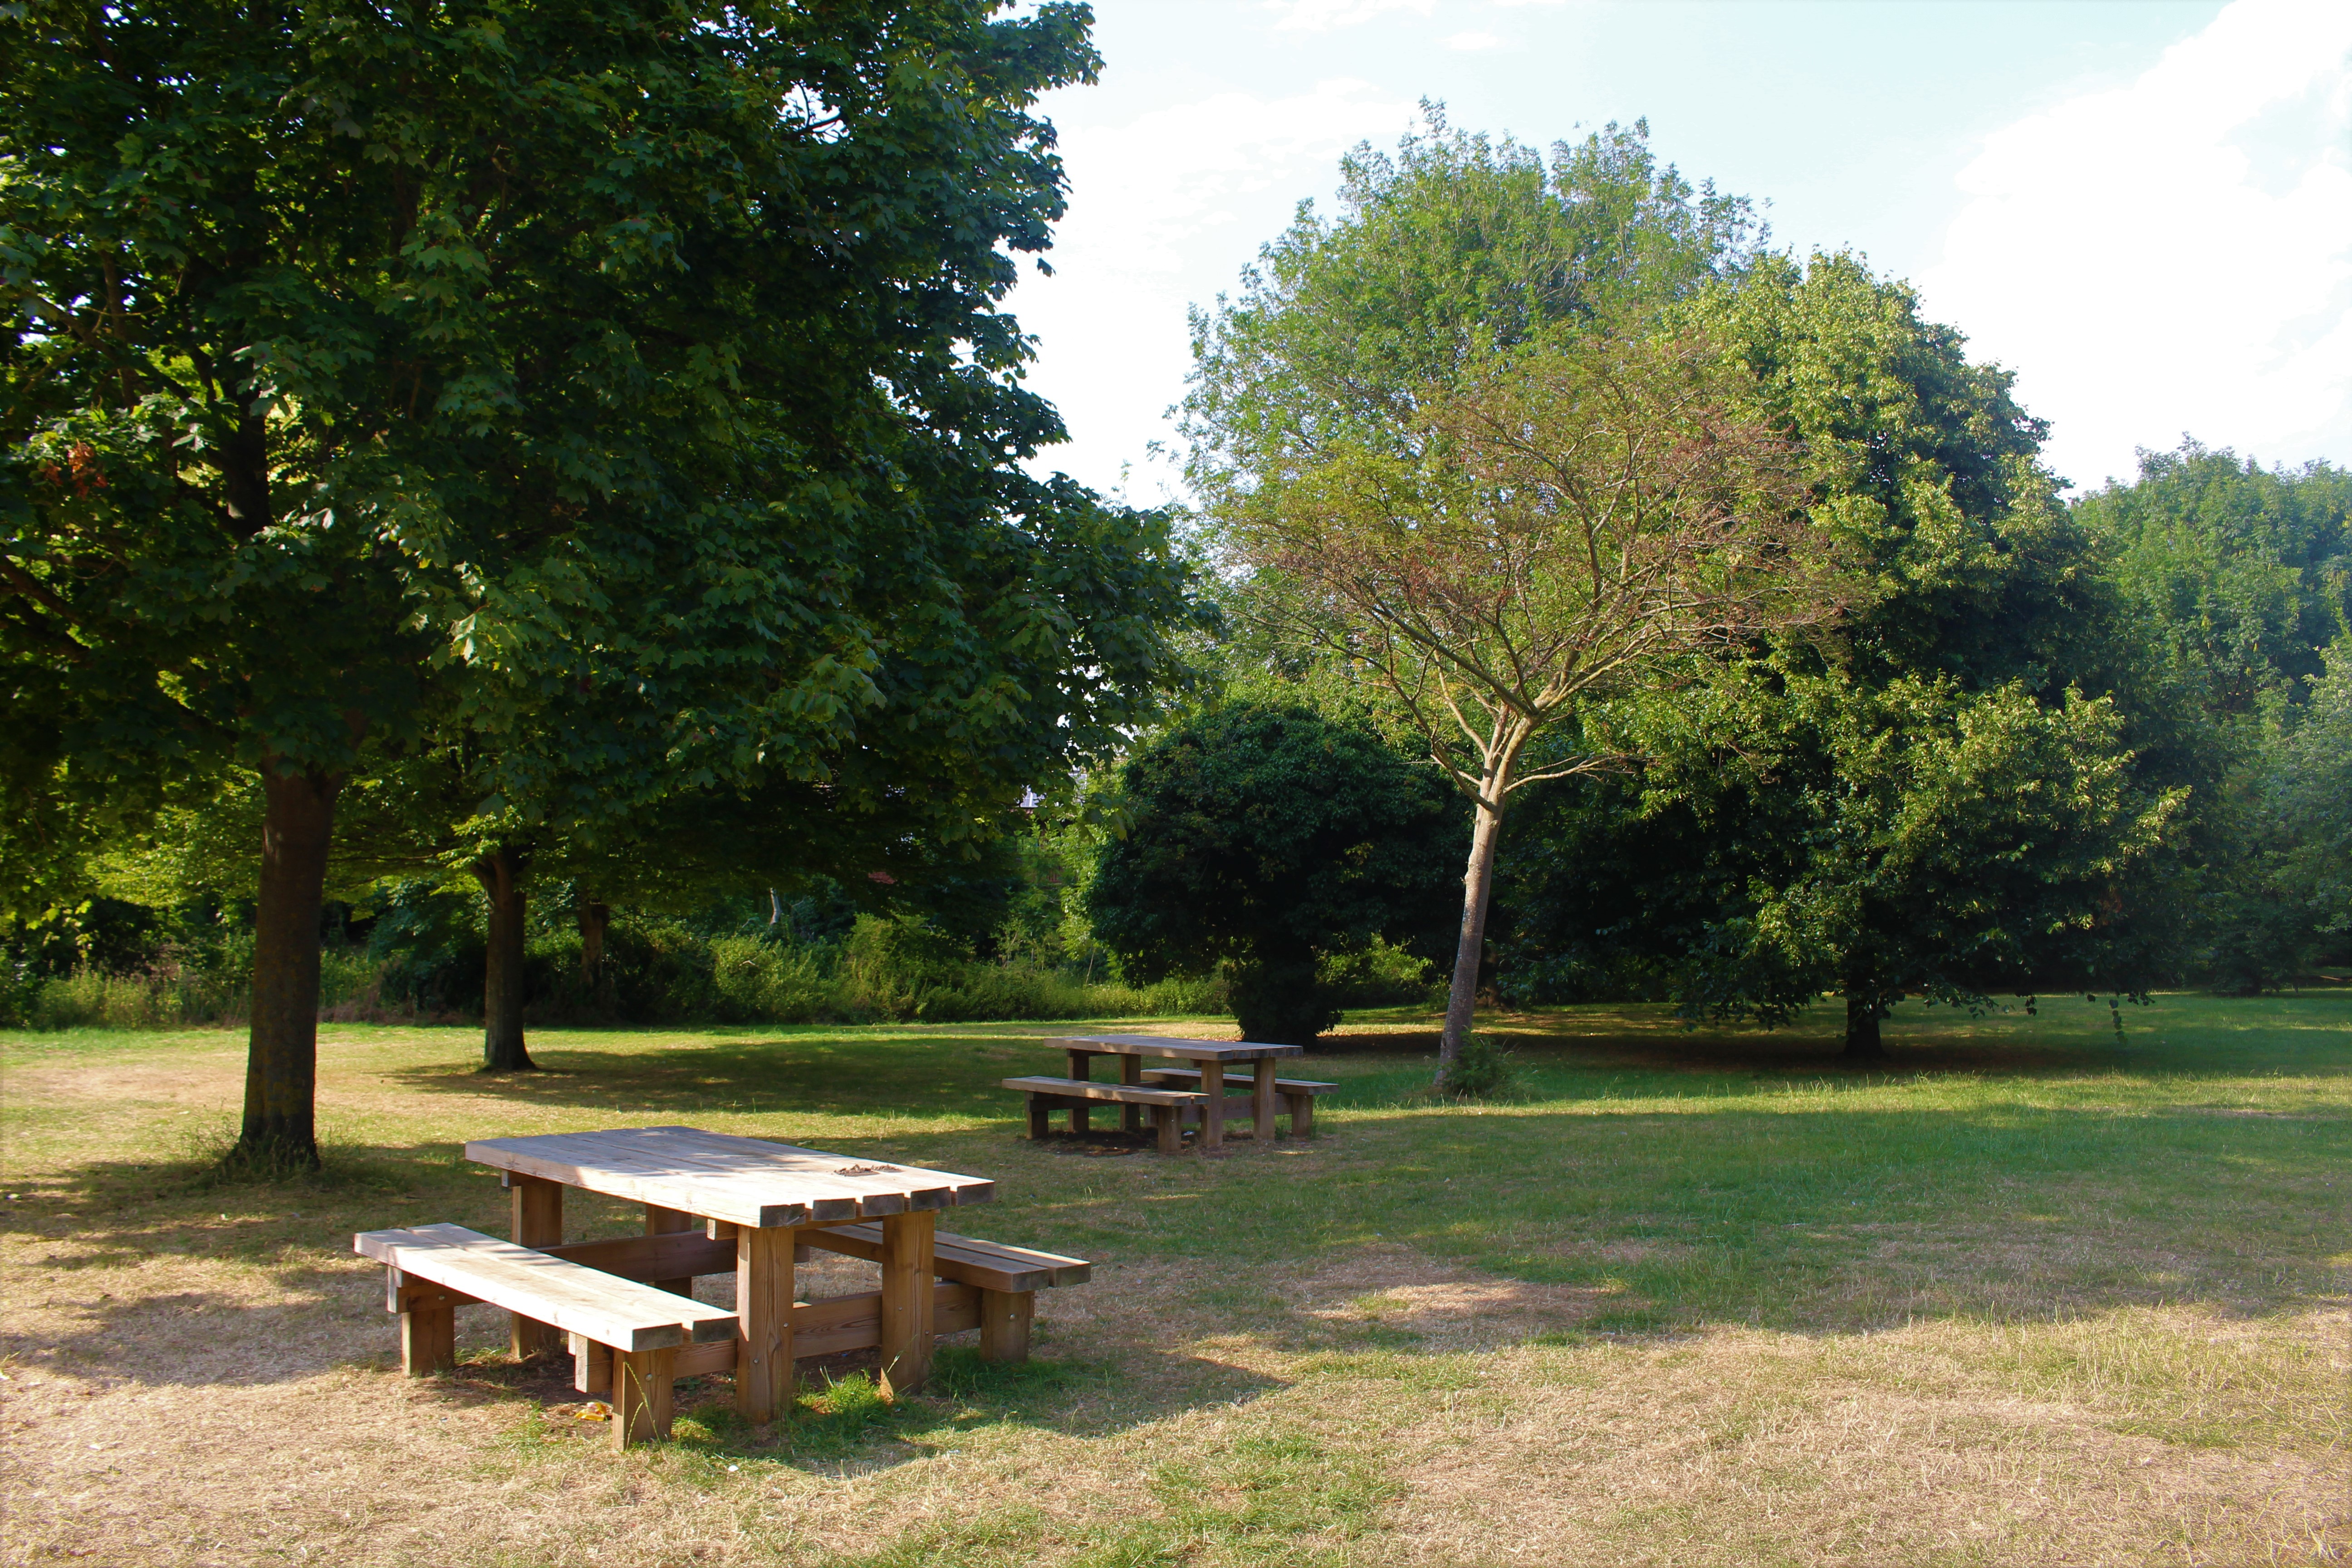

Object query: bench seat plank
[799,1223,1091,1292]
[1001,1075,1206,1108]
[355,1223,736,1352]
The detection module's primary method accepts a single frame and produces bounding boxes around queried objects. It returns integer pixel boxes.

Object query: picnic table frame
[1049,1034,1305,1150]
[463,1126,991,1417]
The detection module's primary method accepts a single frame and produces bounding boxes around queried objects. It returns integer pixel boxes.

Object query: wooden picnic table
[463,1126,992,1414]
[1050,1034,1305,1149]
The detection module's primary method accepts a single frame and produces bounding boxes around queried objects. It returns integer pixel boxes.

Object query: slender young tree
[1234,335,1833,1079]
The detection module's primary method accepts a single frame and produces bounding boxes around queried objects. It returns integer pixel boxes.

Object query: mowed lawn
[2,995,2346,1567]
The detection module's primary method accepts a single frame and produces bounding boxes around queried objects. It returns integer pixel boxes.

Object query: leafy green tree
[2071,444,2352,989]
[1087,705,1461,1044]
[2,0,1193,1164]
[1493,253,2180,1051]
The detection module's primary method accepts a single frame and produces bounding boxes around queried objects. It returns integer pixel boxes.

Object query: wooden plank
[798,1224,1090,1291]
[1141,1068,1338,1093]
[464,1127,993,1226]
[384,1267,481,1312]
[574,1334,735,1397]
[1001,1076,1209,1108]
[735,1224,792,1424]
[1253,1056,1279,1143]
[978,1288,1033,1363]
[1289,1088,1316,1139]
[355,1225,737,1352]
[646,1203,696,1296]
[539,1230,736,1283]
[509,1175,564,1359]
[1155,1102,1184,1155]
[611,1345,675,1450]
[786,1282,979,1359]
[1048,1034,1306,1063]
[879,1211,935,1393]
[618,1126,990,1214]
[1027,1094,1051,1140]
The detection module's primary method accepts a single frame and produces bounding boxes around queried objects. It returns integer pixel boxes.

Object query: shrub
[1437,1032,1516,1098]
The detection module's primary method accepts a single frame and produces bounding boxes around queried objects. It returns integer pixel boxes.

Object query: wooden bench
[1002,1075,1207,1154]
[793,1222,1090,1362]
[1140,1068,1336,1138]
[355,1223,736,1448]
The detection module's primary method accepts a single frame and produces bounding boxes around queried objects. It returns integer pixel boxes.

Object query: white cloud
[1014,80,1421,497]
[1444,30,1502,51]
[1918,0,2352,489]
[1265,0,1433,33]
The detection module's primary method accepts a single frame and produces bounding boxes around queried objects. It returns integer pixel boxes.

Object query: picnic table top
[463,1125,994,1230]
[1051,1033,1306,1063]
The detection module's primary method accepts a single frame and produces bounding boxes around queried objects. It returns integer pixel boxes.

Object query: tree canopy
[3,0,1196,1160]
[1087,704,1460,1044]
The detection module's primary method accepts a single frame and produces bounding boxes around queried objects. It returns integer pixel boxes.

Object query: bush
[1436,1032,1516,1097]
[2,903,1230,1032]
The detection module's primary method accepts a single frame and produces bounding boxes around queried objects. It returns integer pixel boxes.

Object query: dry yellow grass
[2,998,2346,1566]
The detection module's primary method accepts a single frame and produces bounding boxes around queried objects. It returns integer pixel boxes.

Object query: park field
[1,995,2346,1567]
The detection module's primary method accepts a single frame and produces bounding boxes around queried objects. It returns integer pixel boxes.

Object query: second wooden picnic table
[1053,1033,1305,1150]
[464,1126,991,1417]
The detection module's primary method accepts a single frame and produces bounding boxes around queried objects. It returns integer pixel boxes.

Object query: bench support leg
[397,1284,456,1377]
[879,1210,936,1395]
[1120,1054,1145,1134]
[1027,1094,1050,1141]
[735,1225,794,1424]
[646,1204,696,1296]
[610,1345,676,1450]
[1154,1103,1184,1155]
[1254,1057,1279,1142]
[571,1333,613,1396]
[507,1175,564,1359]
[1287,1090,1315,1139]
[1199,1089,1224,1153]
[978,1288,1034,1362]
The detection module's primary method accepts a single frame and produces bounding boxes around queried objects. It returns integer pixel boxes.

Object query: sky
[1005,0,2352,502]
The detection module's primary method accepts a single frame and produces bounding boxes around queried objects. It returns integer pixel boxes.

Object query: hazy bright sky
[1006,0,2352,502]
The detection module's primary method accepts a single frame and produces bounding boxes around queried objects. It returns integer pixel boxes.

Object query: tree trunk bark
[1438,776,1510,1078]
[578,894,610,985]
[474,848,536,1073]
[237,765,341,1171]
[1843,989,1886,1059]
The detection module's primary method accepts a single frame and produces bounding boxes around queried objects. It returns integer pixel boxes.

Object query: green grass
[3,992,2347,1566]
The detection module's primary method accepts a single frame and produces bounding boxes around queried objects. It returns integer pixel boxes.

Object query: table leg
[1254,1057,1279,1142]
[508,1175,564,1358]
[1121,1053,1145,1134]
[1066,1049,1092,1135]
[646,1203,696,1296]
[878,1210,936,1393]
[735,1225,794,1424]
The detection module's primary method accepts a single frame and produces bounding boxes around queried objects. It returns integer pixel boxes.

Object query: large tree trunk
[1438,786,1509,1079]
[236,765,342,1171]
[473,848,536,1073]
[1843,989,1887,1059]
[577,894,610,985]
